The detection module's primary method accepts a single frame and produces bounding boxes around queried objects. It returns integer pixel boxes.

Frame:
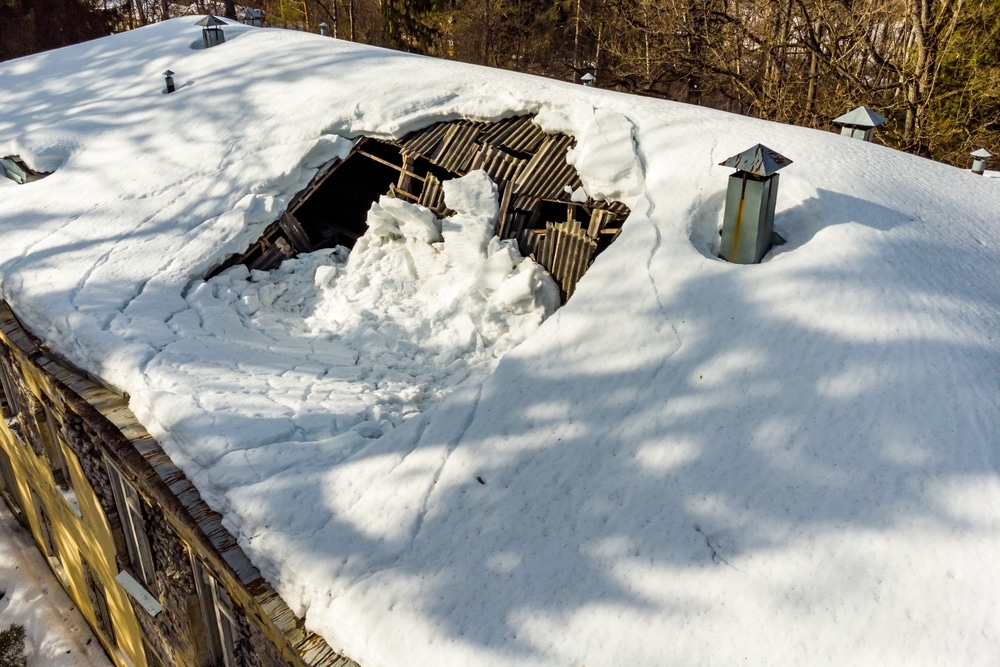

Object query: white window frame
[192,558,239,667]
[105,459,156,590]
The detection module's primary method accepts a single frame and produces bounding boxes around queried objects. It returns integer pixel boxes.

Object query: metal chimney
[970,148,992,175]
[197,15,226,48]
[237,7,264,26]
[718,144,792,264]
[832,106,887,142]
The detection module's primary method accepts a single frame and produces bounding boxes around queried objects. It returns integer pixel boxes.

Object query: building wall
[0,323,148,667]
[0,303,357,667]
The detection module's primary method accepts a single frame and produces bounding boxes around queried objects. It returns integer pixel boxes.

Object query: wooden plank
[397,153,416,194]
[279,213,313,253]
[587,208,615,238]
[354,149,427,182]
[248,237,295,271]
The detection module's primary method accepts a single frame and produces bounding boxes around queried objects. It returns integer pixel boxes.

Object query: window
[0,356,23,424]
[34,405,80,515]
[192,558,239,667]
[144,640,166,667]
[0,445,25,521]
[41,409,70,489]
[81,557,117,646]
[29,490,66,583]
[105,459,156,589]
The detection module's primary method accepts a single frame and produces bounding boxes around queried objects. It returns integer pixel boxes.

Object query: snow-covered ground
[0,506,113,666]
[1,17,999,667]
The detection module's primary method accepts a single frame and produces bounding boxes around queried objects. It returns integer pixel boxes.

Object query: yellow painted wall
[0,339,147,667]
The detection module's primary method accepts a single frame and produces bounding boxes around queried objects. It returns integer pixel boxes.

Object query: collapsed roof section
[210,115,631,301]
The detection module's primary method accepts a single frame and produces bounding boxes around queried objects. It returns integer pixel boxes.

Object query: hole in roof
[208,114,631,304]
[1,156,50,184]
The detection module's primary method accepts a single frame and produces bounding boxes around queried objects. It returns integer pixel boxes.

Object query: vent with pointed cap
[971,148,993,175]
[832,106,888,129]
[719,144,792,178]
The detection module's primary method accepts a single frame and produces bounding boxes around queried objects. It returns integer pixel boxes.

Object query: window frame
[32,404,82,517]
[29,489,67,584]
[105,458,157,591]
[192,557,239,667]
[0,355,23,424]
[0,444,25,521]
[81,555,117,647]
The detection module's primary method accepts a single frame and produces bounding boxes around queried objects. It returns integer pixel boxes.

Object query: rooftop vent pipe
[319,22,330,36]
[197,15,226,48]
[832,106,887,142]
[970,148,992,175]
[718,144,792,264]
[237,7,264,26]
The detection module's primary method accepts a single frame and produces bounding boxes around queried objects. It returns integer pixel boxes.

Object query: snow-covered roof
[2,17,1000,667]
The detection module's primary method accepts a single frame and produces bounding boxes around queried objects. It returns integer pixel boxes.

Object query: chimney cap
[832,106,887,129]
[196,14,226,26]
[971,148,992,158]
[719,144,792,177]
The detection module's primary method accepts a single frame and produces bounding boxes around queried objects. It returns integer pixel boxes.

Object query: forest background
[2,0,999,166]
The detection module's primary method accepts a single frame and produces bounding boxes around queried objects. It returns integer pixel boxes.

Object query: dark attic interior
[210,115,631,302]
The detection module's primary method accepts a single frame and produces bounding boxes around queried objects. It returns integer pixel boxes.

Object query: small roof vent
[237,7,264,25]
[971,148,993,175]
[832,106,887,142]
